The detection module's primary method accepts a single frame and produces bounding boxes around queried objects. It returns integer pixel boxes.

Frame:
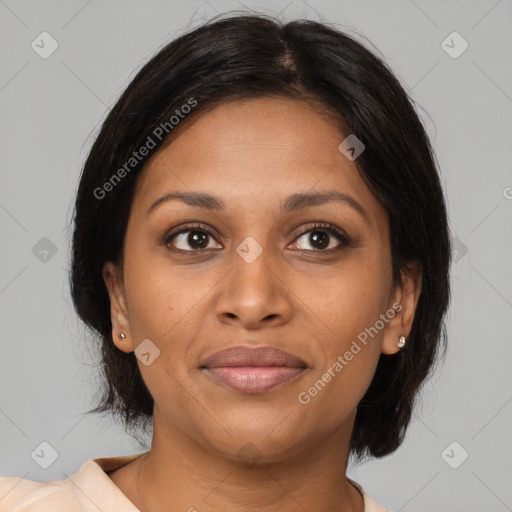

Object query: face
[103,97,421,462]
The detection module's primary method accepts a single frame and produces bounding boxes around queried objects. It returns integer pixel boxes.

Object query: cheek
[121,241,225,383]
[122,234,208,340]
[308,252,391,346]
[121,247,201,410]
[297,287,386,425]
[298,251,391,403]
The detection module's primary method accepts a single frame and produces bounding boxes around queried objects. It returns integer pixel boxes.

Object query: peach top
[0,453,390,511]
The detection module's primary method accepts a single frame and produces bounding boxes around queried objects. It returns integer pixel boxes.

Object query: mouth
[200,345,307,394]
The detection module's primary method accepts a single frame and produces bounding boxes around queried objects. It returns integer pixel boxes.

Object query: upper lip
[201,345,307,368]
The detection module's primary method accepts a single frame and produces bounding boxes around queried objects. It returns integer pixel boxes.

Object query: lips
[201,345,307,393]
[202,345,307,369]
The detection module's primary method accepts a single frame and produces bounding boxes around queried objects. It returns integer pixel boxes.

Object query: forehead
[131,97,387,228]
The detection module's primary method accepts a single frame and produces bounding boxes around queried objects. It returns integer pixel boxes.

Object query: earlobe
[116,332,134,353]
[381,261,423,355]
[102,261,134,353]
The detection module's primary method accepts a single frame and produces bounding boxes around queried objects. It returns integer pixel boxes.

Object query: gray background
[1,1,511,511]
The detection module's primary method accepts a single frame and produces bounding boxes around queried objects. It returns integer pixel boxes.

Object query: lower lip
[203,366,306,393]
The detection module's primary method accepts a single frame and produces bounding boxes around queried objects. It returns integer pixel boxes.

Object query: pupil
[189,231,208,249]
[311,231,328,249]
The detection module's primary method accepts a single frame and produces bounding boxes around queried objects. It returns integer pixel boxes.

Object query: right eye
[164,223,223,252]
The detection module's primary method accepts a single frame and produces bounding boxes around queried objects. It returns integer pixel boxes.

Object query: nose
[214,242,293,329]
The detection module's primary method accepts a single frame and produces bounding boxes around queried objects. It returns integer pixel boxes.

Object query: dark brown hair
[70,12,451,463]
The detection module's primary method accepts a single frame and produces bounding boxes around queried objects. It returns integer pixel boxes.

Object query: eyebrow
[146,190,370,224]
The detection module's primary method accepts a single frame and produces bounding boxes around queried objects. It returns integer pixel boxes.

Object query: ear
[381,261,423,355]
[102,261,134,353]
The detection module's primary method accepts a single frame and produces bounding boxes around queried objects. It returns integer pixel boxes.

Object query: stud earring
[119,333,126,340]
[398,335,406,348]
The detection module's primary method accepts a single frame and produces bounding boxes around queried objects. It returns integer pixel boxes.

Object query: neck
[134,408,364,512]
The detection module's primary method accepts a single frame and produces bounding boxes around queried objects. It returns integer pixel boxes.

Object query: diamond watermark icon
[450,236,468,263]
[236,236,263,263]
[441,32,468,59]
[236,442,262,467]
[135,338,161,366]
[31,32,59,59]
[32,237,58,263]
[338,134,365,161]
[31,441,59,469]
[441,441,469,469]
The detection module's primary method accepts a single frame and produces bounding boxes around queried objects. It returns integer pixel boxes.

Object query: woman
[0,12,451,512]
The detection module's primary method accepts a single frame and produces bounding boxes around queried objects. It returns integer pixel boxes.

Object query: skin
[102,97,422,512]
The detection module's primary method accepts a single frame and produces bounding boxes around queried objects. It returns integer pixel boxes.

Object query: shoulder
[0,454,144,512]
[0,474,82,511]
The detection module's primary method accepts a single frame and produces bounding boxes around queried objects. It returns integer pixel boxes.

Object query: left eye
[290,225,350,252]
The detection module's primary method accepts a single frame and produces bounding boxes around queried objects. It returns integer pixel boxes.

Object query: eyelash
[164,222,352,254]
